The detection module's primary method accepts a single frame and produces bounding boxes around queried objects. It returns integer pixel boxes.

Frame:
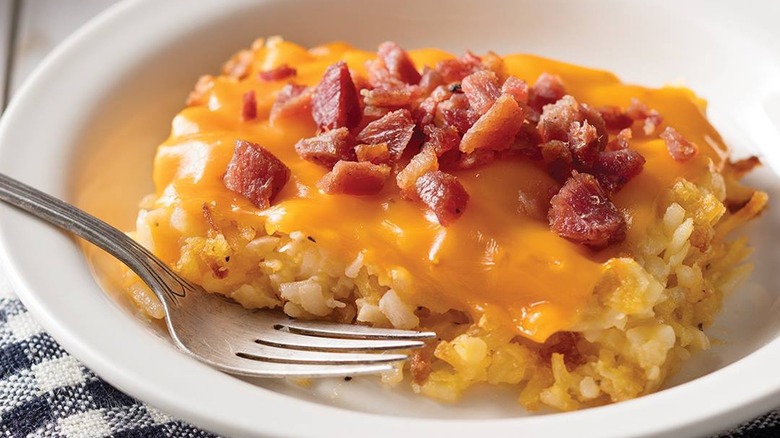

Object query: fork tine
[214,358,395,378]
[277,320,437,340]
[257,331,426,351]
[237,343,408,365]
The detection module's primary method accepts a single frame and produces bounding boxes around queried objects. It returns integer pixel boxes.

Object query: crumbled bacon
[660,126,699,162]
[594,149,645,193]
[356,109,416,160]
[224,140,290,209]
[270,84,312,123]
[241,42,661,235]
[529,73,566,112]
[460,94,524,153]
[627,98,663,134]
[548,172,626,248]
[501,76,529,105]
[258,64,297,81]
[597,105,633,131]
[540,140,574,183]
[481,51,506,79]
[294,127,356,168]
[241,90,257,121]
[318,161,390,195]
[222,49,253,80]
[355,143,391,164]
[461,70,501,116]
[414,85,452,127]
[437,93,478,135]
[509,122,543,160]
[416,171,470,226]
[578,104,608,149]
[376,41,422,85]
[423,125,461,156]
[418,67,444,94]
[567,121,600,169]
[312,61,361,130]
[606,128,632,151]
[409,349,433,384]
[362,85,419,109]
[396,146,439,198]
[434,52,484,83]
[537,95,581,142]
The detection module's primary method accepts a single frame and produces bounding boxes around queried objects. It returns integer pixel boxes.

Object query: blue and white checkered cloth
[0,273,776,438]
[0,271,217,438]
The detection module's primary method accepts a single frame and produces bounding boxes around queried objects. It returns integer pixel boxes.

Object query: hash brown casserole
[123,38,767,411]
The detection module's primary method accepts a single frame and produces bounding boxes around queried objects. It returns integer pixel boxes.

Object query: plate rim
[1,0,780,436]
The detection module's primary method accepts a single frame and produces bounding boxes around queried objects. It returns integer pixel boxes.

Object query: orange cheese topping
[151,40,728,342]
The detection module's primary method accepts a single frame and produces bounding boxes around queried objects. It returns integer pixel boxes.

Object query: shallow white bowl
[2,0,780,436]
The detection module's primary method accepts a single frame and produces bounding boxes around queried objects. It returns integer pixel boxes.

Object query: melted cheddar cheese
[150,40,728,342]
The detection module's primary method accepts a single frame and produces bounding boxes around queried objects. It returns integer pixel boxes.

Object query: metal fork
[0,173,435,377]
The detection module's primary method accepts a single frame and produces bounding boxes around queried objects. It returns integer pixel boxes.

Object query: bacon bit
[355,143,391,164]
[423,125,461,156]
[258,64,297,81]
[318,161,390,195]
[460,95,524,153]
[222,49,254,80]
[627,98,663,134]
[377,41,422,85]
[396,147,439,198]
[224,140,290,209]
[434,53,484,83]
[437,93,478,135]
[540,140,574,183]
[418,67,444,94]
[501,76,529,105]
[548,172,626,248]
[186,75,214,106]
[312,61,362,130]
[594,149,646,193]
[461,70,501,116]
[579,104,608,150]
[362,105,393,120]
[356,109,416,160]
[529,73,566,112]
[537,95,581,142]
[410,348,434,384]
[606,128,632,151]
[415,86,453,127]
[241,90,258,121]
[362,85,419,109]
[509,122,543,160]
[270,84,312,124]
[416,171,470,226]
[597,105,633,131]
[294,127,356,168]
[567,120,600,169]
[482,51,506,80]
[660,126,699,162]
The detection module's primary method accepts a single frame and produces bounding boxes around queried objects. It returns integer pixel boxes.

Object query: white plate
[2,0,780,436]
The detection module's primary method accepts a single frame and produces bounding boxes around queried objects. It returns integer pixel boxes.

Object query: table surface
[0,1,775,437]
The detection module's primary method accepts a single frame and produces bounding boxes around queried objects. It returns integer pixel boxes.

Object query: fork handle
[0,172,181,305]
